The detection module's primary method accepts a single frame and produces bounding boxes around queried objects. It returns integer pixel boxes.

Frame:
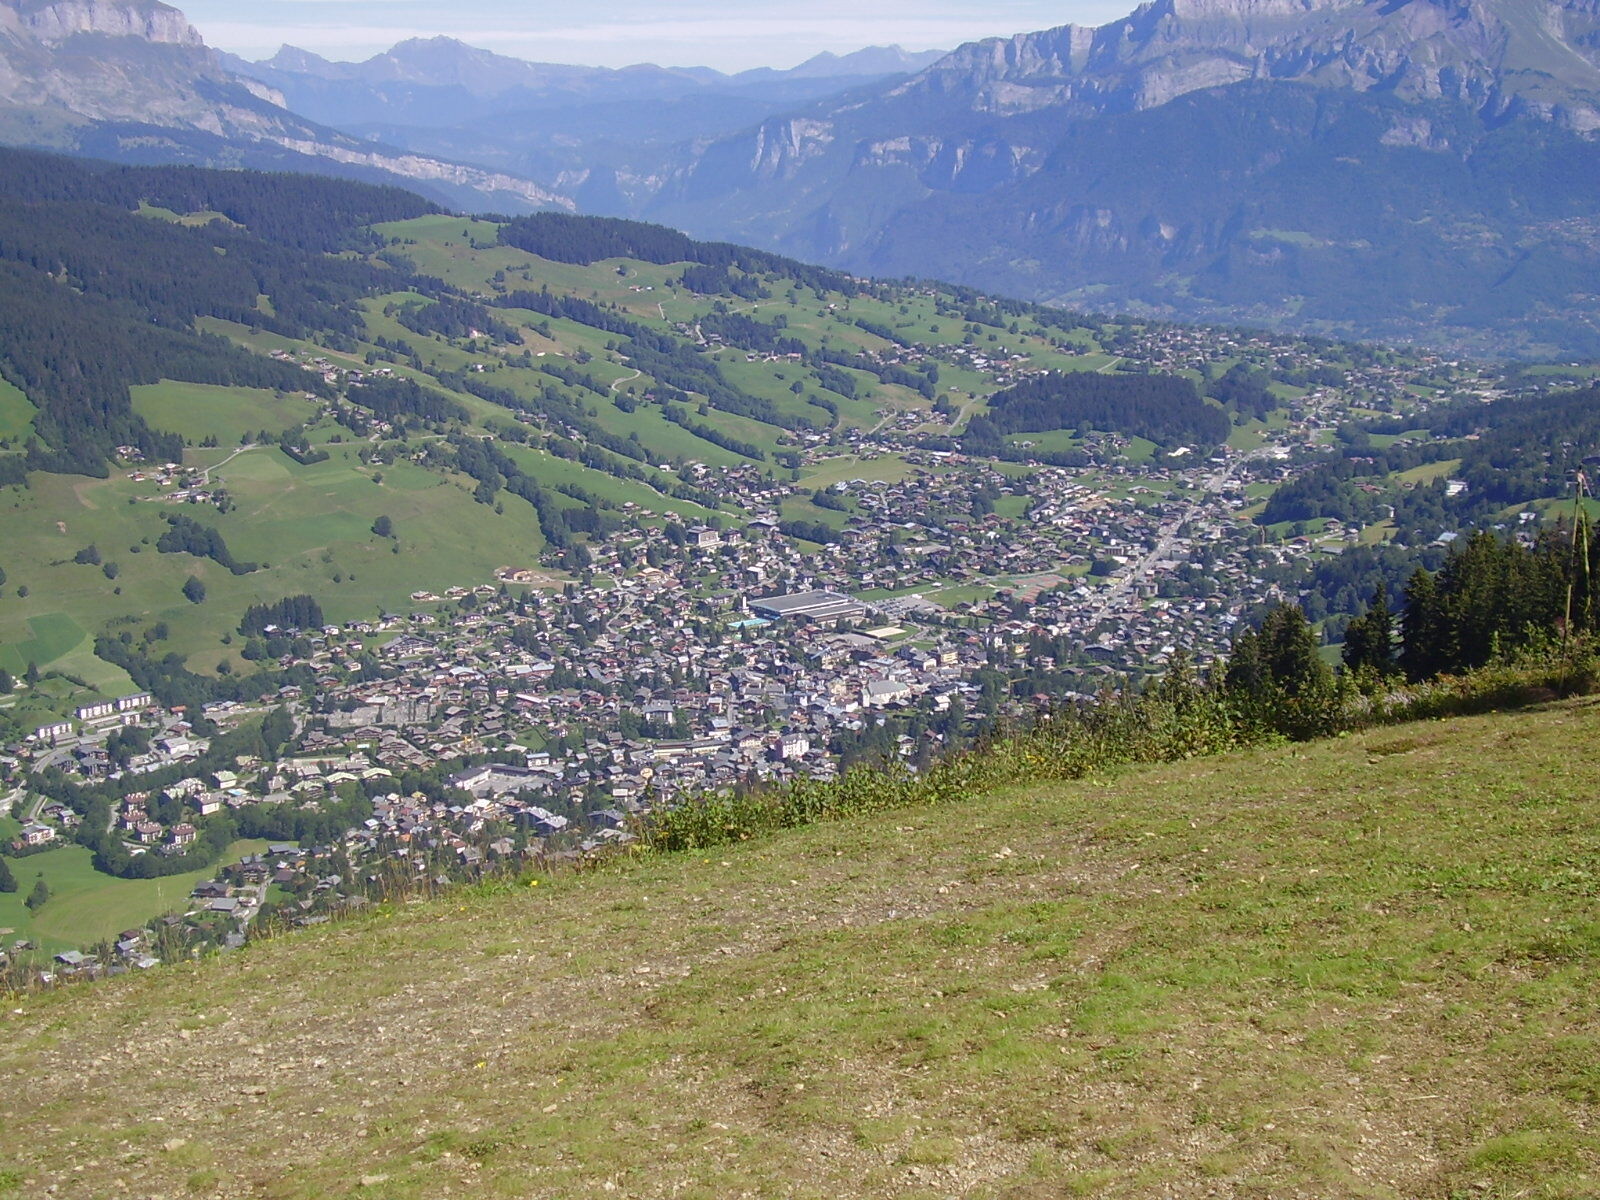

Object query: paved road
[1082,445,1276,625]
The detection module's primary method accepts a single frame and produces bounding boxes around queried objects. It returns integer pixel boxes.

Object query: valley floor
[2,701,1598,1199]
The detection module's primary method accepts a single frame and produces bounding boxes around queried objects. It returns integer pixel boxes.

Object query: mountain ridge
[4,0,1600,352]
[608,0,1600,355]
[0,0,575,213]
[890,0,1600,127]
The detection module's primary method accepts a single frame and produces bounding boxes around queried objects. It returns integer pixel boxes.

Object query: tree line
[495,212,859,295]
[969,371,1230,451]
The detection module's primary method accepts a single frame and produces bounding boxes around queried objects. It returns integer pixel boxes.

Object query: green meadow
[131,381,319,448]
[0,839,270,955]
[0,377,35,441]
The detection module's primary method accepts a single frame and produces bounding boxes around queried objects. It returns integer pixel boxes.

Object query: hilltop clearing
[2,698,1596,1198]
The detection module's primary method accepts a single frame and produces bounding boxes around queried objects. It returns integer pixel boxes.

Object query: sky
[175,1,1137,72]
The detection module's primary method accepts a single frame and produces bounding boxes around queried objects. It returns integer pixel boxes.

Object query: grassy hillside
[2,700,1596,1198]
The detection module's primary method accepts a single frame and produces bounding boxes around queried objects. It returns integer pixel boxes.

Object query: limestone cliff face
[893,0,1600,129]
[4,0,201,46]
[0,0,291,129]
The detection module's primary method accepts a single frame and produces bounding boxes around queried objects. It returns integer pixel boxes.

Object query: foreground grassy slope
[2,702,1598,1199]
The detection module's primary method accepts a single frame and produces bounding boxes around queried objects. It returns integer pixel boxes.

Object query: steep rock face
[887,0,1600,128]
[0,0,327,133]
[3,0,199,46]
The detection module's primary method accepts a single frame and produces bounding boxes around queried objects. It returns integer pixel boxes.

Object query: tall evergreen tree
[1222,602,1339,740]
[1257,603,1331,698]
[1400,567,1448,682]
[1343,581,1397,678]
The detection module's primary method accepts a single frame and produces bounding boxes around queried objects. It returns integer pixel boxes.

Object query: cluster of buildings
[0,311,1492,977]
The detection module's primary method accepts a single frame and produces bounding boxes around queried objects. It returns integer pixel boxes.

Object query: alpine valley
[0,5,1599,1197]
[241,0,1600,357]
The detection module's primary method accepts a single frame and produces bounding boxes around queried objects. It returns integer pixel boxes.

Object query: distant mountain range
[2,0,1599,355]
[0,0,947,217]
[220,38,950,214]
[620,0,1600,356]
[0,0,572,212]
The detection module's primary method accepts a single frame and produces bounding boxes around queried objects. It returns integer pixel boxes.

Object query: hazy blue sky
[177,1,1136,71]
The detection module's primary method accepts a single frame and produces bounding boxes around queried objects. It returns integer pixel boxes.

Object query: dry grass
[2,700,1598,1199]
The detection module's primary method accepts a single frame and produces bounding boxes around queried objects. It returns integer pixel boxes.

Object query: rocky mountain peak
[262,44,337,76]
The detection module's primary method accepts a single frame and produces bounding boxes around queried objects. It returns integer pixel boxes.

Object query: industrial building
[747,589,868,624]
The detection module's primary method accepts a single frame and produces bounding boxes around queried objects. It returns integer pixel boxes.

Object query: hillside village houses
[0,322,1473,975]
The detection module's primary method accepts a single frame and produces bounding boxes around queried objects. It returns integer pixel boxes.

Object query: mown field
[1,700,1595,1199]
[0,839,269,955]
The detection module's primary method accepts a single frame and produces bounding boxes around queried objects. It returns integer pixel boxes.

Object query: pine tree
[0,857,16,893]
[1400,567,1447,682]
[1257,603,1331,698]
[1342,581,1397,678]
[1222,628,1267,698]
